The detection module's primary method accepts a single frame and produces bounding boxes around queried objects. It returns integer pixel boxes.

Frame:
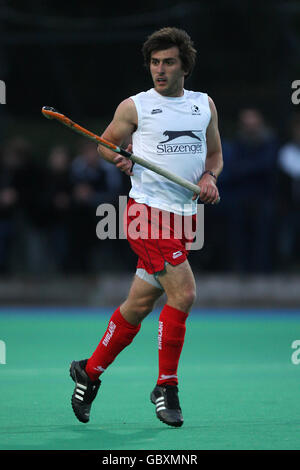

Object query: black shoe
[69,359,101,423]
[150,384,184,427]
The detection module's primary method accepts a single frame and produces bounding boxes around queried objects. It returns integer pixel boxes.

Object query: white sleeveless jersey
[129,88,211,215]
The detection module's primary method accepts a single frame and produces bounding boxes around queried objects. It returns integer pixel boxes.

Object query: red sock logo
[85,308,141,381]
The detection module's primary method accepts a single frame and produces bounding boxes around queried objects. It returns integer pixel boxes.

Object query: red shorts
[124,198,197,274]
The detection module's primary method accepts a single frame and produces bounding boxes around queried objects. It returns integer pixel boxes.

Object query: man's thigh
[127,273,164,303]
[156,260,196,302]
[120,274,164,324]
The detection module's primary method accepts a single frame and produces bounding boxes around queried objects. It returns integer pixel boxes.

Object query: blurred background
[0,0,300,307]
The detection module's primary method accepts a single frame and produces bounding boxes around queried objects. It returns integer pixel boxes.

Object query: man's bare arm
[97,98,137,174]
[193,97,223,204]
[205,96,223,177]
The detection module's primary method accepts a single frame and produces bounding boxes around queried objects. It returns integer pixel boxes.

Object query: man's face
[150,46,186,97]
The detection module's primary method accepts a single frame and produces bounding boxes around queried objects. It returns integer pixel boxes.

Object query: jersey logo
[151,108,162,114]
[191,104,201,115]
[172,251,183,259]
[160,130,201,143]
[157,129,204,155]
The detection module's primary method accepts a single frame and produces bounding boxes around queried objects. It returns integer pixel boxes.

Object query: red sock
[157,304,188,387]
[85,307,141,381]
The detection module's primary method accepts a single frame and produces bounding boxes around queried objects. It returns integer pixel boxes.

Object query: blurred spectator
[192,139,234,273]
[41,145,73,273]
[224,109,279,274]
[277,115,300,269]
[69,140,123,273]
[207,139,235,272]
[0,137,41,275]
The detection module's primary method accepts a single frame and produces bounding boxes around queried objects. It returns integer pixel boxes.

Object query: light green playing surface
[0,308,299,450]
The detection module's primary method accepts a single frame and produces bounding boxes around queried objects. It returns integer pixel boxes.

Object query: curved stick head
[41,106,61,119]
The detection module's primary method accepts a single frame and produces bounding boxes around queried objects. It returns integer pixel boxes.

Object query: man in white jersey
[70,27,223,427]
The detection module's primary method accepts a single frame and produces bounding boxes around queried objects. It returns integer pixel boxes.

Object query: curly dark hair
[142,27,197,79]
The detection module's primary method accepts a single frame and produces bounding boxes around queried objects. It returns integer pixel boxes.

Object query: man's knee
[164,283,196,313]
[174,287,196,312]
[121,296,157,324]
[134,300,154,319]
[185,287,196,308]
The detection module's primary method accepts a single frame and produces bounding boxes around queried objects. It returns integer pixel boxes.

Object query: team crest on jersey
[156,129,204,155]
[191,105,201,115]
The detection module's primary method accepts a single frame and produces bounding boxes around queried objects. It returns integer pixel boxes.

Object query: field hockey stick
[42,106,220,204]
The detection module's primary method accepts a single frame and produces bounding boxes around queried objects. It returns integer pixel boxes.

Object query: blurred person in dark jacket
[69,140,122,273]
[0,137,41,275]
[225,108,278,273]
[41,145,73,272]
[277,114,300,268]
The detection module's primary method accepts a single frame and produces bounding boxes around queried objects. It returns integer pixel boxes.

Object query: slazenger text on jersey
[156,142,203,154]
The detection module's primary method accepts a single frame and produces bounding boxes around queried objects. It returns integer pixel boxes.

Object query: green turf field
[0,307,299,450]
